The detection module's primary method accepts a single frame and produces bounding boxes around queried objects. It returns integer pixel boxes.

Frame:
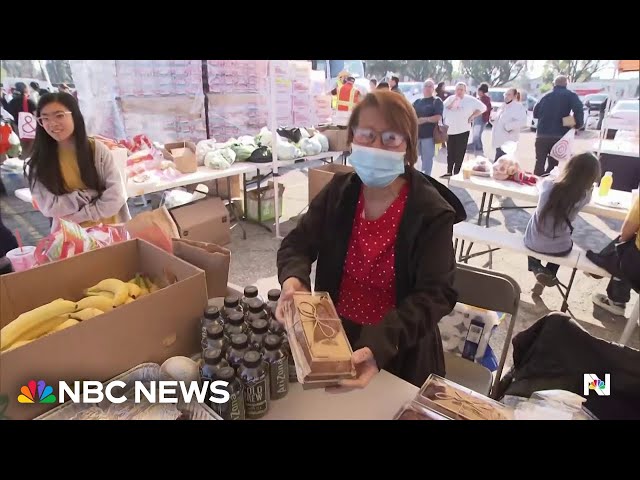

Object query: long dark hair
[26,92,103,195]
[539,153,601,232]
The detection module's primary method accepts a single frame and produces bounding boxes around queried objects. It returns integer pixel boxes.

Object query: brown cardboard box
[168,196,230,246]
[308,163,354,203]
[189,175,242,200]
[172,238,230,299]
[162,141,198,174]
[319,128,349,152]
[0,239,208,420]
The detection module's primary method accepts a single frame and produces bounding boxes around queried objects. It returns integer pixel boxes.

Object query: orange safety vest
[336,83,360,111]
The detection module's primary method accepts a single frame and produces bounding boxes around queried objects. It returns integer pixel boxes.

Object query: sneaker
[531,282,545,297]
[592,293,626,316]
[535,271,559,287]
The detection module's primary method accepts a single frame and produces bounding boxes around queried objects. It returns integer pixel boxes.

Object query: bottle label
[270,358,289,399]
[215,387,245,420]
[244,378,269,418]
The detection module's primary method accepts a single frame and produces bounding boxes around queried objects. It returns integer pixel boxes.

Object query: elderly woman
[491,88,527,161]
[442,82,486,177]
[412,78,443,176]
[276,90,466,388]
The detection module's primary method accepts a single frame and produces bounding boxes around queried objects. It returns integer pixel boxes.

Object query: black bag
[247,146,272,163]
[277,127,302,144]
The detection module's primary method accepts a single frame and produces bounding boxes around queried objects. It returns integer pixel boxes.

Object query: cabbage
[231,143,257,161]
[256,127,273,147]
[277,138,302,160]
[299,137,322,156]
[238,135,256,146]
[315,133,329,152]
[204,147,236,170]
[196,139,218,165]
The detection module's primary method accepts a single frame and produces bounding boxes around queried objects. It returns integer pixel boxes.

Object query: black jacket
[277,167,466,386]
[498,313,640,420]
[533,85,584,137]
[1,93,36,126]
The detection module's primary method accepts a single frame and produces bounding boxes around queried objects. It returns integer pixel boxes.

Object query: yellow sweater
[59,145,117,227]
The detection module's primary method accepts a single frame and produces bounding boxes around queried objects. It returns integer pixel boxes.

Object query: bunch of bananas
[1,274,160,354]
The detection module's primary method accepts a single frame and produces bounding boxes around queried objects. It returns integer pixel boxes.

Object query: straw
[14,229,23,253]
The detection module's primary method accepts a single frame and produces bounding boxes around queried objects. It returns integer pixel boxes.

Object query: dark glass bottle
[202,323,229,355]
[262,334,289,400]
[200,306,222,343]
[238,350,269,419]
[248,318,269,351]
[226,333,250,371]
[222,295,243,323]
[224,311,248,338]
[213,366,245,420]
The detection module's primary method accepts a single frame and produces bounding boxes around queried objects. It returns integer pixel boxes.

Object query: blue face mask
[349,144,406,188]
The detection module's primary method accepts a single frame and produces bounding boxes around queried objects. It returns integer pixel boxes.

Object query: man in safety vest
[330,70,350,109]
[335,76,361,112]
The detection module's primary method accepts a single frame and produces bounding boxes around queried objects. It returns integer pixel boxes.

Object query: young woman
[524,153,600,295]
[26,92,129,232]
[276,90,466,388]
[491,88,528,161]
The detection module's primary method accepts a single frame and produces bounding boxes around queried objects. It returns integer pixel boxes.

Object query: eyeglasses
[36,111,72,127]
[352,127,405,148]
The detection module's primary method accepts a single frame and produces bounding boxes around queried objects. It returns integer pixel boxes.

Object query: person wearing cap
[412,79,443,175]
[335,76,361,112]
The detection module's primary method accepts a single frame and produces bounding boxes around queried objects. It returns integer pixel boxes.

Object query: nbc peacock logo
[18,380,57,404]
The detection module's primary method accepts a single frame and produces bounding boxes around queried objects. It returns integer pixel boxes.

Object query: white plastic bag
[550,129,575,163]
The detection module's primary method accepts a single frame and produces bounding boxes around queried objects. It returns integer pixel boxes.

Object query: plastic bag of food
[467,157,492,176]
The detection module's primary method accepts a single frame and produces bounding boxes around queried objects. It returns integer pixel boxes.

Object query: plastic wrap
[501,392,597,420]
[36,363,221,420]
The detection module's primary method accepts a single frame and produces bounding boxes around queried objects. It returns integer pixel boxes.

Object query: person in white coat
[491,88,528,161]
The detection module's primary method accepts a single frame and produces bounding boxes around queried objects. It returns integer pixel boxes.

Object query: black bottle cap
[269,319,285,336]
[206,324,224,339]
[243,350,262,368]
[224,295,240,308]
[216,366,236,381]
[264,334,283,350]
[203,347,223,365]
[248,298,265,314]
[230,333,249,349]
[251,318,269,334]
[244,285,258,298]
[204,306,220,320]
[228,312,245,325]
[267,289,281,302]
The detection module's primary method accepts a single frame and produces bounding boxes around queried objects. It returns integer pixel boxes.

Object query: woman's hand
[328,347,379,392]
[275,277,309,322]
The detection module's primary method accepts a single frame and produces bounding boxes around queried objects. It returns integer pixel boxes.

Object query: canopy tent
[617,60,640,73]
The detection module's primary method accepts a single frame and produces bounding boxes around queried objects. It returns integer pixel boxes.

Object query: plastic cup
[6,246,36,272]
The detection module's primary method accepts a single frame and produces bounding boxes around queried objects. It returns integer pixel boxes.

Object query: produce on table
[0,274,160,354]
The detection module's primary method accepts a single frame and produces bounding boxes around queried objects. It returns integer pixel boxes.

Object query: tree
[542,60,608,83]
[460,60,525,87]
[45,60,73,84]
[365,60,453,82]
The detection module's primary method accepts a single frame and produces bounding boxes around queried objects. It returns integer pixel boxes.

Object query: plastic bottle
[226,333,250,371]
[238,350,270,419]
[213,366,245,420]
[248,318,269,351]
[200,307,222,344]
[262,334,289,400]
[224,311,248,338]
[222,295,243,323]
[599,171,613,197]
[241,285,262,313]
[200,347,230,390]
[202,323,229,355]
[265,289,281,319]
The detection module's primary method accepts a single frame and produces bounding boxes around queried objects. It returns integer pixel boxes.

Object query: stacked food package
[290,61,313,127]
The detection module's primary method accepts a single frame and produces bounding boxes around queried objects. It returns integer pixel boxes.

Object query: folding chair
[444,263,521,399]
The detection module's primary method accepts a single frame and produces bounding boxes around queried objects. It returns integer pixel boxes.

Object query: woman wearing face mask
[26,92,130,232]
[491,88,527,161]
[276,90,466,388]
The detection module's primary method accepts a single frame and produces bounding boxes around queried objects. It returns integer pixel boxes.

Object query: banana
[86,278,129,306]
[0,299,77,350]
[21,314,71,341]
[70,308,103,321]
[134,274,149,296]
[144,276,160,293]
[51,318,80,332]
[76,296,114,312]
[86,290,114,299]
[127,283,141,299]
[2,339,32,353]
[124,297,135,305]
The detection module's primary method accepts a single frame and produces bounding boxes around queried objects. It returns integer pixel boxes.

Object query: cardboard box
[318,127,349,152]
[168,196,230,246]
[172,238,230,299]
[247,181,285,222]
[0,239,208,420]
[162,141,198,174]
[308,163,354,203]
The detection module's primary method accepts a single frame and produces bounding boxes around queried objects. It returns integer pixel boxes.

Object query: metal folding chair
[444,263,521,399]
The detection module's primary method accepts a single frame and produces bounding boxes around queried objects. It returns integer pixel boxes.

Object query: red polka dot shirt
[336,183,409,326]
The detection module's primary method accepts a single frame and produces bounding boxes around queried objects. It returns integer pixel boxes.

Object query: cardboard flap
[168,197,230,246]
[125,207,179,252]
[172,238,230,298]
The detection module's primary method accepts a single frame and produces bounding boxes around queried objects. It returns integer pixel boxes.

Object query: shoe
[535,271,559,287]
[531,282,545,297]
[440,173,452,179]
[592,293,626,316]
[584,271,604,280]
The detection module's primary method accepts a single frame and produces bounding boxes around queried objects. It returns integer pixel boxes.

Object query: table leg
[485,194,494,228]
[242,173,248,219]
[477,193,487,226]
[560,268,577,313]
[226,176,246,240]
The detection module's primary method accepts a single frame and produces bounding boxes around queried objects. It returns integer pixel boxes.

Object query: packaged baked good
[393,401,452,420]
[415,374,514,420]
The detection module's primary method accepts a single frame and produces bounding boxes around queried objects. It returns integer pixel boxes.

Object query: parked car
[604,98,639,139]
[399,82,424,104]
[487,87,508,124]
[584,93,609,114]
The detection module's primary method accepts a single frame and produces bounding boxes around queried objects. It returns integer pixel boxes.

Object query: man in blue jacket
[533,75,584,175]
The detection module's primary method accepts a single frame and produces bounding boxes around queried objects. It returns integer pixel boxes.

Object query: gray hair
[424,78,435,87]
[455,82,467,91]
